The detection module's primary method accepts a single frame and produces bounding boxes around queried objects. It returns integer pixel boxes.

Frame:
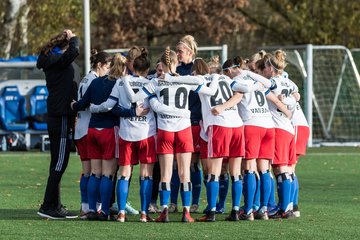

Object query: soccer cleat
[85,211,98,221]
[215,207,225,214]
[215,203,225,214]
[58,205,78,219]
[155,208,169,223]
[140,213,147,223]
[97,211,109,221]
[293,205,300,218]
[168,203,178,213]
[125,202,139,215]
[37,206,65,220]
[197,211,216,222]
[79,210,88,220]
[269,209,295,219]
[181,208,194,223]
[202,205,209,214]
[254,211,269,220]
[239,212,254,221]
[190,204,200,213]
[148,203,161,213]
[117,213,126,222]
[225,210,239,221]
[268,206,279,216]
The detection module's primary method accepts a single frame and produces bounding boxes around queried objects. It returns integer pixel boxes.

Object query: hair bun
[91,49,98,56]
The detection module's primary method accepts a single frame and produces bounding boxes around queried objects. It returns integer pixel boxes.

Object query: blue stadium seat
[29,85,48,130]
[0,86,28,131]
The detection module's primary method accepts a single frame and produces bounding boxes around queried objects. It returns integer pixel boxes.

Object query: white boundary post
[306,44,313,147]
[83,0,91,74]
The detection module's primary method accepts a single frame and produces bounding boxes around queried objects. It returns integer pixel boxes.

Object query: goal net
[262,45,360,146]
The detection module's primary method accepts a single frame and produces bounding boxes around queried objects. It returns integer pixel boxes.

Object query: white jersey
[267,75,295,134]
[111,76,156,141]
[74,71,98,140]
[199,74,243,132]
[286,78,309,127]
[236,77,274,128]
[143,78,200,132]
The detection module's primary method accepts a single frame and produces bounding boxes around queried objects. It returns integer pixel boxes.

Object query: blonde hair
[108,53,127,80]
[160,46,178,75]
[250,50,267,63]
[207,55,222,74]
[268,49,287,74]
[178,35,198,58]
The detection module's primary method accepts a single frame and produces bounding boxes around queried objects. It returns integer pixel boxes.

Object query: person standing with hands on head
[36,29,80,219]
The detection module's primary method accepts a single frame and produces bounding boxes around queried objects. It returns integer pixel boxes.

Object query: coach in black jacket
[36,29,79,219]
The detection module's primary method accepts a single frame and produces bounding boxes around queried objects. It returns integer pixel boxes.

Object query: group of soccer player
[71,35,310,223]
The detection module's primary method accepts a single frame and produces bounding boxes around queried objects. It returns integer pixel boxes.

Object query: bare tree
[0,0,27,58]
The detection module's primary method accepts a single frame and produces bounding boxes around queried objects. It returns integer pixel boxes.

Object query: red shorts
[207,125,244,158]
[272,128,296,166]
[191,125,201,153]
[199,138,208,159]
[294,125,310,156]
[244,126,275,160]
[75,135,90,161]
[87,128,116,160]
[157,127,194,154]
[119,136,157,166]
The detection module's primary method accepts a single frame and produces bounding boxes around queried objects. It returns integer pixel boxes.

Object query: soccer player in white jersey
[193,57,272,221]
[282,74,310,217]
[122,47,219,223]
[89,48,189,222]
[261,50,297,219]
[189,58,242,222]
[75,50,111,219]
[221,56,289,221]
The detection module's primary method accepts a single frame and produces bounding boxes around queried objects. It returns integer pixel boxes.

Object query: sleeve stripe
[195,85,203,93]
[109,95,118,101]
[230,81,236,88]
[142,87,153,96]
[148,94,157,100]
[265,89,270,95]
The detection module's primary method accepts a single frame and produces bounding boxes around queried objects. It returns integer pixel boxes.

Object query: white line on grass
[307,152,360,156]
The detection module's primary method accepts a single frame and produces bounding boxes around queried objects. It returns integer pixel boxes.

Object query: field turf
[0,147,359,239]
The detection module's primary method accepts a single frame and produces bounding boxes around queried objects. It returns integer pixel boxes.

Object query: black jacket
[37,37,80,117]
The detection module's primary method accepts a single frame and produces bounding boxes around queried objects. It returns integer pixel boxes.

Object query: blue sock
[259,171,271,210]
[293,174,299,207]
[170,164,180,205]
[277,173,291,212]
[253,173,260,210]
[191,163,202,205]
[217,174,229,209]
[87,174,101,212]
[140,177,148,213]
[80,174,89,204]
[180,182,192,208]
[206,175,219,211]
[100,175,113,215]
[243,172,256,214]
[231,175,242,211]
[290,173,296,209]
[159,182,171,207]
[146,177,153,212]
[117,176,129,212]
[231,175,243,210]
[268,173,277,209]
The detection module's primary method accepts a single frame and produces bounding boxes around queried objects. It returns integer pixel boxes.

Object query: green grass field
[0,147,359,239]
